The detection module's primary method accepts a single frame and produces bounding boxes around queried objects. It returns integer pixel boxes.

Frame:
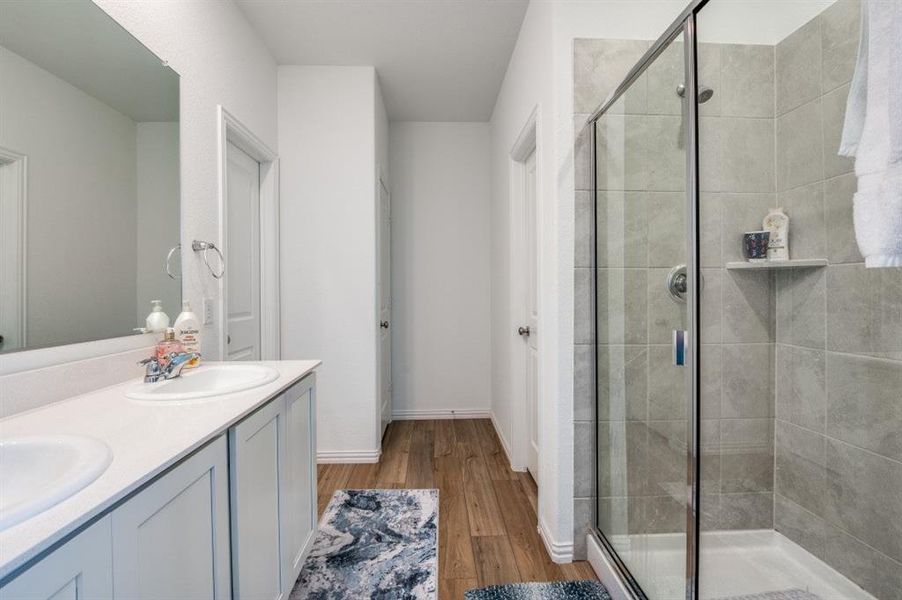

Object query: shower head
[676,83,715,103]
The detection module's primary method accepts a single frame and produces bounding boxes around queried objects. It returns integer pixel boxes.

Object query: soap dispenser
[145,300,170,333]
[174,301,201,369]
[155,328,184,366]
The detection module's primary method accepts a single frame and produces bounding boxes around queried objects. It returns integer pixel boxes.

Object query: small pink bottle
[155,328,184,367]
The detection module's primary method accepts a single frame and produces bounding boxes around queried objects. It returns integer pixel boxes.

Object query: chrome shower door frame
[683,10,702,600]
[588,1,710,599]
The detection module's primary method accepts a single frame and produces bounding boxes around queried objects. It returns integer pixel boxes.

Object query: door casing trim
[216,105,281,360]
[0,146,27,352]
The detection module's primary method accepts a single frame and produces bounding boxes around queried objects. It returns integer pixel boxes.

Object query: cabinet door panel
[112,436,230,599]
[230,398,285,600]
[282,375,317,592]
[0,516,113,600]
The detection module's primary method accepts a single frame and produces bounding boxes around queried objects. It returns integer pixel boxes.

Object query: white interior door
[524,150,539,481]
[226,141,261,361]
[378,179,392,439]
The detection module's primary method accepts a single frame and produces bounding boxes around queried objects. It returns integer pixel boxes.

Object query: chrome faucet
[138,352,202,383]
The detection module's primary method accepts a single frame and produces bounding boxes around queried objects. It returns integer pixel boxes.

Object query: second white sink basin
[125,364,279,402]
[0,435,112,531]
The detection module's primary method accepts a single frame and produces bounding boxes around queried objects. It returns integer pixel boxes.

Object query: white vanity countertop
[0,360,321,581]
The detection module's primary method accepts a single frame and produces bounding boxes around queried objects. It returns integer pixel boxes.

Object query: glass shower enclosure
[588,1,900,599]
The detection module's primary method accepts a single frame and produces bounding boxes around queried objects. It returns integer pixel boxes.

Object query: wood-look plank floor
[316,419,598,599]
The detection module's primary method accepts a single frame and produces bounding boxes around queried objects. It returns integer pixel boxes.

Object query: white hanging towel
[839,0,902,268]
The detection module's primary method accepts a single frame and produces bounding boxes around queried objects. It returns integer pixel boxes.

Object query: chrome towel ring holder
[165,244,182,279]
[192,240,225,279]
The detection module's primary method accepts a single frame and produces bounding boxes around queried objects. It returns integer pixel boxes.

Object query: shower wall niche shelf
[725,259,828,270]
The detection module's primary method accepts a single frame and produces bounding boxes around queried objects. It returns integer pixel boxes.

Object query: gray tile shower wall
[572,36,778,559]
[573,37,651,560]
[573,4,902,595]
[772,1,902,596]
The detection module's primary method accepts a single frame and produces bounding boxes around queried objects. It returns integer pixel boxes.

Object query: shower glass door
[594,29,695,600]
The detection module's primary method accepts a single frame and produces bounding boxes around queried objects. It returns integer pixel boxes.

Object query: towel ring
[192,240,225,279]
[165,244,182,279]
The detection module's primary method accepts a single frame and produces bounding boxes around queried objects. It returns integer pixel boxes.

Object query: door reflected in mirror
[0,0,180,353]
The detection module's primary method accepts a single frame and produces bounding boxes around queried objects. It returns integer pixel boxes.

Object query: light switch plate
[203,298,214,326]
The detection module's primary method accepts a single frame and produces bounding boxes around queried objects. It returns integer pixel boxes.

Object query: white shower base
[604,529,874,600]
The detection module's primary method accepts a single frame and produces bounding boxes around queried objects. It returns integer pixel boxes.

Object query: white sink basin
[0,435,112,531]
[125,364,279,402]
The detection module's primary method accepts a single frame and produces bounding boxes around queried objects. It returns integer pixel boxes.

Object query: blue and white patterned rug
[464,581,610,599]
[290,489,438,599]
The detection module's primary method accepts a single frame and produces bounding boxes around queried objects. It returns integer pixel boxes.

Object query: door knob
[380,321,390,329]
[518,326,530,337]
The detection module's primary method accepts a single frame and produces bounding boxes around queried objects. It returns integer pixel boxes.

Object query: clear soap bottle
[155,327,184,367]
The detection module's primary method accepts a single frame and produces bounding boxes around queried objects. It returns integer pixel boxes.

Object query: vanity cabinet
[111,436,231,599]
[280,377,317,592]
[230,398,285,599]
[0,517,113,600]
[230,375,317,599]
[0,438,230,600]
[0,373,317,600]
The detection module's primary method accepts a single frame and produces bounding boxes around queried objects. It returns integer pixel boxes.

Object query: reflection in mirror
[0,0,180,353]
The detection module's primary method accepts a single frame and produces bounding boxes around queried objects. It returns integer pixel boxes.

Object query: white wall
[488,0,575,558]
[699,0,837,44]
[0,46,137,348]
[389,122,492,418]
[279,66,382,460]
[95,0,278,361]
[136,122,180,325]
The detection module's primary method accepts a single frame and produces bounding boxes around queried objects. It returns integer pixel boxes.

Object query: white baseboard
[391,408,491,420]
[538,517,574,564]
[490,412,526,472]
[587,532,634,600]
[317,449,380,464]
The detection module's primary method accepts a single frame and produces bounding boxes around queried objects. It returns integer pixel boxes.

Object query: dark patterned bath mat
[290,488,438,599]
[714,590,821,600]
[464,580,610,599]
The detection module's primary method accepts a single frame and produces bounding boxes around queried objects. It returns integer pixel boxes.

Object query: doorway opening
[377,173,392,441]
[0,147,27,353]
[217,106,280,361]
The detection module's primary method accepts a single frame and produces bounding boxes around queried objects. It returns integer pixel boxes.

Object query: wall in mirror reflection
[0,0,180,352]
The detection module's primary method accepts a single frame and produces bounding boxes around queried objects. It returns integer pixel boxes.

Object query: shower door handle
[673,330,687,366]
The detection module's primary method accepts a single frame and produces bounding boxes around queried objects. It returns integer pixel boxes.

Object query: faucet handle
[166,351,201,364]
[139,356,164,383]
[161,351,202,380]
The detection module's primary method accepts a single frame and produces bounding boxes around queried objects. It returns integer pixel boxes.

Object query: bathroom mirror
[0,0,180,353]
